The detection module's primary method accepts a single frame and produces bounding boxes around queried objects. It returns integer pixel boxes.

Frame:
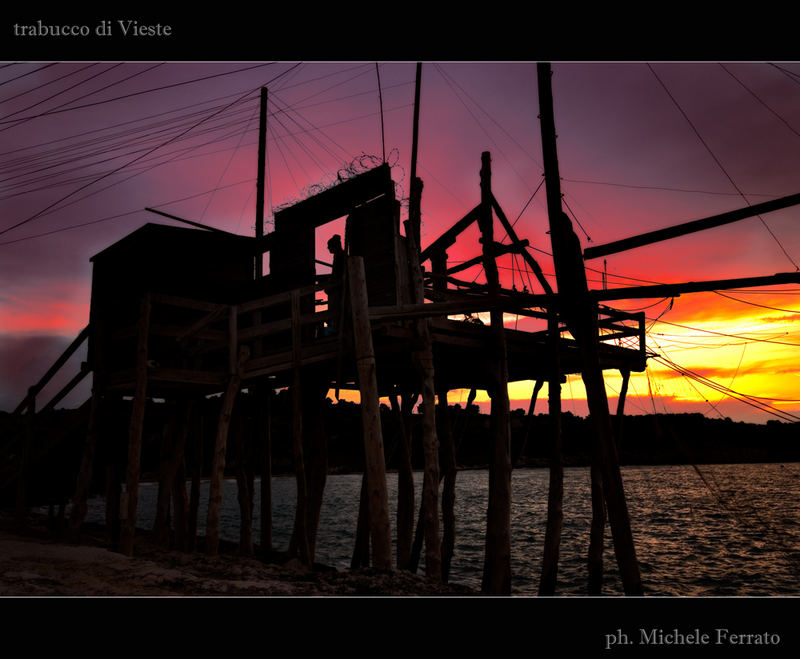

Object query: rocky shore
[0,511,477,597]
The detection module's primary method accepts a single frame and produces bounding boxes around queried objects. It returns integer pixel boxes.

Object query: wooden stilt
[288,291,311,566]
[234,407,254,556]
[172,456,189,552]
[187,407,204,552]
[259,386,273,554]
[514,379,544,467]
[206,375,240,556]
[105,462,121,550]
[154,399,192,547]
[15,388,35,526]
[69,386,102,540]
[304,377,329,563]
[539,309,564,595]
[347,255,392,570]
[119,293,151,557]
[403,180,442,581]
[391,392,415,570]
[437,386,457,582]
[153,406,178,546]
[206,305,241,557]
[351,473,370,568]
[478,152,513,596]
[537,63,643,595]
[589,368,630,593]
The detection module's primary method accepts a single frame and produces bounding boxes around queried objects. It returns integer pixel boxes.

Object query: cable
[648,63,800,271]
[0,63,58,88]
[0,63,302,238]
[720,63,800,143]
[0,62,278,125]
[0,176,257,246]
[562,177,781,198]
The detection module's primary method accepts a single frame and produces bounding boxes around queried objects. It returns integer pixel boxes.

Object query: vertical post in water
[539,308,564,595]
[479,152,513,596]
[537,62,642,595]
[119,293,151,556]
[348,255,392,570]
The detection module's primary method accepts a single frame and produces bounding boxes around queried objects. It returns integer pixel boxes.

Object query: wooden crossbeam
[446,240,529,276]
[420,205,481,262]
[13,325,89,414]
[583,192,800,260]
[592,272,800,301]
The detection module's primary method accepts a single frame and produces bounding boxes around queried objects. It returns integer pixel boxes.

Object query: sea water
[80,462,800,596]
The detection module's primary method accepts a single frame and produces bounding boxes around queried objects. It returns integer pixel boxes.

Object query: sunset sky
[2,61,800,424]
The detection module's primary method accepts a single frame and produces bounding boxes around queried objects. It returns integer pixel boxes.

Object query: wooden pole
[234,408,254,556]
[255,86,268,274]
[187,406,204,552]
[478,152,513,596]
[69,387,102,539]
[409,62,423,249]
[436,386,457,582]
[347,255,392,570]
[431,248,458,582]
[119,293,151,556]
[514,379,544,467]
[206,306,241,556]
[537,63,643,595]
[15,387,35,525]
[304,376,329,563]
[539,309,564,595]
[404,195,442,581]
[391,392,415,570]
[351,474,370,568]
[206,374,240,556]
[260,386,273,553]
[589,368,630,592]
[288,290,311,566]
[153,404,179,546]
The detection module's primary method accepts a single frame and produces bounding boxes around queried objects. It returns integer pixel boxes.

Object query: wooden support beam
[273,163,393,231]
[420,205,481,262]
[538,62,643,595]
[69,388,102,540]
[593,272,800,301]
[584,191,800,260]
[255,86,268,277]
[514,379,544,467]
[206,305,242,556]
[205,374,240,556]
[539,309,564,595]
[445,240,529,276]
[404,195,443,581]
[15,387,35,525]
[145,207,245,238]
[234,408,254,556]
[491,194,554,295]
[40,363,91,413]
[119,294,151,556]
[13,325,89,415]
[437,386,458,583]
[347,255,392,570]
[391,391,415,570]
[187,407,204,552]
[479,152,513,596]
[259,386,273,554]
[288,290,311,566]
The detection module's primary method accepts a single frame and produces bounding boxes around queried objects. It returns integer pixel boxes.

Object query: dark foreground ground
[0,511,477,597]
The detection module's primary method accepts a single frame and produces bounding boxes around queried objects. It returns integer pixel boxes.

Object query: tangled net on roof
[273,149,407,213]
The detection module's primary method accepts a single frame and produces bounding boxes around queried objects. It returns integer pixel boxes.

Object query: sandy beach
[0,511,477,597]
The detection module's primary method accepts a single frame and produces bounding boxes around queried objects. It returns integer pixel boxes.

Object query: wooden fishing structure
[5,62,800,595]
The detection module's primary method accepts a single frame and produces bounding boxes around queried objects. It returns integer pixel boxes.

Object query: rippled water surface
[84,462,800,596]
